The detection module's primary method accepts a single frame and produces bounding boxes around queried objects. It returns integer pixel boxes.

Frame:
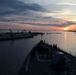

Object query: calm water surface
[43,31,76,55]
[0,31,76,75]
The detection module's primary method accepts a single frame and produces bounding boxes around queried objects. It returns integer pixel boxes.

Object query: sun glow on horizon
[63,27,68,31]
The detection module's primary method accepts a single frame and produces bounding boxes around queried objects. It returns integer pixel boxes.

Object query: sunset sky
[0,0,76,30]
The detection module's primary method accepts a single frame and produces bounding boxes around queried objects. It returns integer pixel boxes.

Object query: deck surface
[18,42,76,75]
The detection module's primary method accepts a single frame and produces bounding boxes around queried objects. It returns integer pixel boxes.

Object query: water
[42,31,76,55]
[0,31,76,75]
[0,36,41,75]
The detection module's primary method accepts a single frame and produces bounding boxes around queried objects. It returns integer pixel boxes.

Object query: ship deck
[18,41,76,75]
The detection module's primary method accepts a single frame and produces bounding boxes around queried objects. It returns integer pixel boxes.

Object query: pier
[0,29,44,40]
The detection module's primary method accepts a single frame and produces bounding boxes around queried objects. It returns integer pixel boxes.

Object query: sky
[0,0,76,30]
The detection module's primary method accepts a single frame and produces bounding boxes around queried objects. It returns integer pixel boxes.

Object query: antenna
[41,34,43,40]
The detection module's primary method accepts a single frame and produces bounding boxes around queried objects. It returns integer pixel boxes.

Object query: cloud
[0,0,46,16]
[1,14,75,28]
[57,3,76,6]
[0,0,76,29]
[19,20,76,27]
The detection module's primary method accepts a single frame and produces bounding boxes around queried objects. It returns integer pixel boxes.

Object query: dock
[0,31,44,40]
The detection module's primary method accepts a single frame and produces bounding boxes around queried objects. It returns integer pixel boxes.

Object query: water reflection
[64,32,67,43]
[64,32,67,50]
